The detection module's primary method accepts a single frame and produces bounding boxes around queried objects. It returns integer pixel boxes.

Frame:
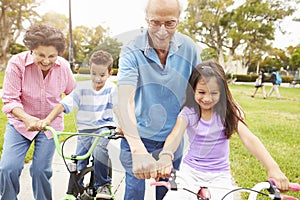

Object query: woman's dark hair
[184,61,245,138]
[23,24,66,55]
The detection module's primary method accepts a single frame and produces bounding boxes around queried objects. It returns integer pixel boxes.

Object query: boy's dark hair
[89,50,113,72]
[23,24,66,55]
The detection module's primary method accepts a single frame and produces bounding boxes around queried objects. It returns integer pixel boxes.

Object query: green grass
[229,84,300,199]
[0,81,299,199]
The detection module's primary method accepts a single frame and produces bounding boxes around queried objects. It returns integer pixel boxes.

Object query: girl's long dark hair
[184,61,245,139]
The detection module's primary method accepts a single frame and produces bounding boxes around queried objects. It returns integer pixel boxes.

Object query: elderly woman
[0,24,76,200]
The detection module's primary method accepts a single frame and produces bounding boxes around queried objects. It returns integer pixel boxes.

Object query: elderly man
[115,0,201,199]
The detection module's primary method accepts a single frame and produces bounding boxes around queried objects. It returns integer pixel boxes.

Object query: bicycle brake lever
[150,180,171,190]
[169,169,178,190]
[149,170,178,191]
[107,129,124,140]
[108,135,124,139]
[107,133,124,140]
[267,179,281,199]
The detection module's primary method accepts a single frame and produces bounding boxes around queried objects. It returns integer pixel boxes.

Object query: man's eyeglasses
[147,19,178,29]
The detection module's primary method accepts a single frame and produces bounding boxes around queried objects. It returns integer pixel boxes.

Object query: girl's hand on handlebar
[156,155,173,179]
[268,169,290,191]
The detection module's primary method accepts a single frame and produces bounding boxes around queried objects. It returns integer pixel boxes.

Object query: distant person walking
[251,68,266,98]
[267,67,281,100]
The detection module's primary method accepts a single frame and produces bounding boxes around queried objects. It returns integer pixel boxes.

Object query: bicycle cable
[61,134,79,173]
[220,187,269,200]
[177,186,269,200]
[182,188,202,199]
[61,133,86,196]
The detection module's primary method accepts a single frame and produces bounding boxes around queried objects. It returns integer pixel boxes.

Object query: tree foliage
[39,11,68,32]
[73,26,104,59]
[289,48,300,71]
[89,37,122,69]
[179,0,297,72]
[200,47,218,61]
[0,0,40,70]
[0,4,122,71]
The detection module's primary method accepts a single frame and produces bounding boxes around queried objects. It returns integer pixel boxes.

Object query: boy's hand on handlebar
[115,127,124,136]
[156,155,173,179]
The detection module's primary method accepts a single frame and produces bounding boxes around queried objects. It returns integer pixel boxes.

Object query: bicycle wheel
[76,166,95,198]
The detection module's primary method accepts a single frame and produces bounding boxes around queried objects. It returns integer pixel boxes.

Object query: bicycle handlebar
[269,178,300,192]
[45,126,122,160]
[290,183,300,192]
[150,170,300,200]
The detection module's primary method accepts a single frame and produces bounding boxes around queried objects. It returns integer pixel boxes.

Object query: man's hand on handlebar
[132,153,157,179]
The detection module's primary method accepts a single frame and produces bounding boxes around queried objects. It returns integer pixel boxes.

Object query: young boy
[35,50,117,199]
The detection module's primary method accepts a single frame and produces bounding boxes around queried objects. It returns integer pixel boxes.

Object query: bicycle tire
[70,166,94,198]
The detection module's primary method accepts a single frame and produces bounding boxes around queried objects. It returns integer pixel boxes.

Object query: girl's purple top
[179,106,230,172]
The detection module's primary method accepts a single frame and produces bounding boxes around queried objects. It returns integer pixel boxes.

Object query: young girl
[156,61,289,200]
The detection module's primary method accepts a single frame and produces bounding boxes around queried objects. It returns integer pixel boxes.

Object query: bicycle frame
[45,126,121,200]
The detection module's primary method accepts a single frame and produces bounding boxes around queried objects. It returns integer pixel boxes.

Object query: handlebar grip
[281,194,299,200]
[269,178,300,192]
[150,180,171,190]
[289,183,300,191]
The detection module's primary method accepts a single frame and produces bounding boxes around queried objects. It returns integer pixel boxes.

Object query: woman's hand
[24,116,40,131]
[26,118,50,131]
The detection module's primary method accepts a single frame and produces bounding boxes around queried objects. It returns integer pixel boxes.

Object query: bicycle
[45,126,123,200]
[150,169,300,200]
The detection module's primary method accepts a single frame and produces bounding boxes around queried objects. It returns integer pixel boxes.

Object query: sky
[36,0,300,49]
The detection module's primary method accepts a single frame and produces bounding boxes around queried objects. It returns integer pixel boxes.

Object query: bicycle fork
[65,161,94,200]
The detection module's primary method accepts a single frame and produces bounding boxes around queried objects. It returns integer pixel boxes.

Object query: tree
[67,25,122,68]
[0,0,40,70]
[179,0,235,67]
[39,12,68,33]
[290,48,300,72]
[10,43,27,55]
[68,25,106,64]
[91,37,122,69]
[200,47,218,61]
[179,0,297,72]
